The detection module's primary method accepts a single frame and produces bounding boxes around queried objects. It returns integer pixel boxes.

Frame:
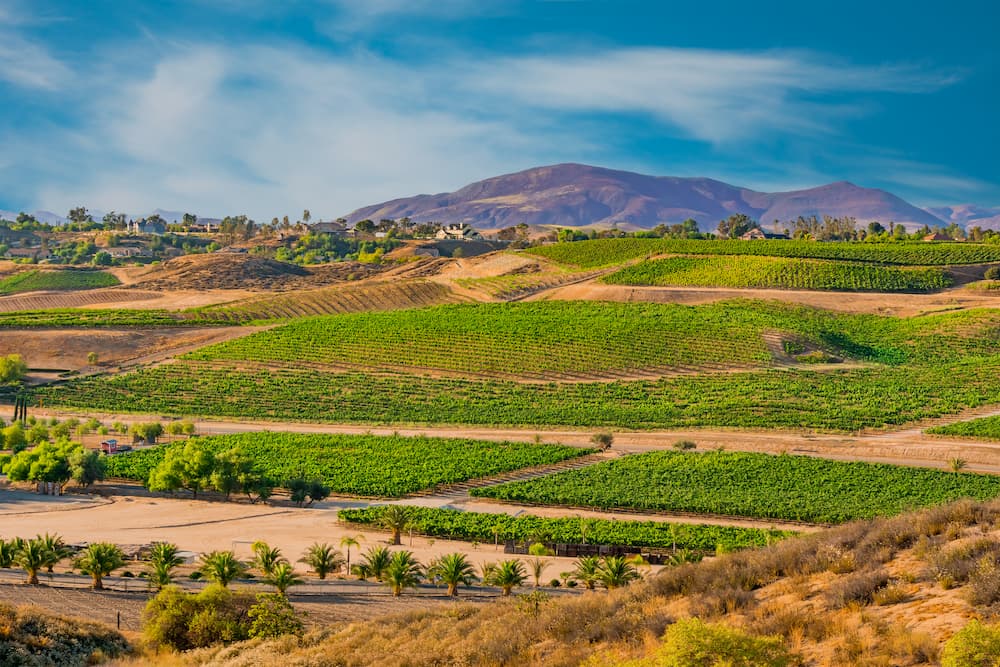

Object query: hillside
[342,163,946,231]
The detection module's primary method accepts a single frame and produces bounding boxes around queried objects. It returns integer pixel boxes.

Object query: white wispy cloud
[10,39,975,218]
[463,48,958,144]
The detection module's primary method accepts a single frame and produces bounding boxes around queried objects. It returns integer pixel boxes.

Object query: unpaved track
[530,280,1000,316]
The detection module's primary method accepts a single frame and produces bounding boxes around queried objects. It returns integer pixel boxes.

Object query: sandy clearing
[0,326,266,371]
[530,280,1000,316]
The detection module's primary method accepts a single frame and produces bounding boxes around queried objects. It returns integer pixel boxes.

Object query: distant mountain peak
[342,164,946,231]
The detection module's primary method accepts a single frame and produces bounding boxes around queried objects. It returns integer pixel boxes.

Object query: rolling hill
[342,163,947,231]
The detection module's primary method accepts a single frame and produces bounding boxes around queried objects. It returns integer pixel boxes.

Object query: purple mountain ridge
[342,163,948,231]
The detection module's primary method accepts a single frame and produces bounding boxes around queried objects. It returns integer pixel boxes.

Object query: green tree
[75,542,125,590]
[16,538,51,584]
[572,555,602,591]
[198,551,246,587]
[130,422,164,445]
[0,354,27,384]
[6,441,80,493]
[251,541,286,577]
[359,546,392,582]
[69,447,105,488]
[36,532,68,573]
[211,449,250,500]
[380,505,414,546]
[597,555,640,589]
[147,542,185,590]
[717,213,757,239]
[383,550,422,597]
[299,543,344,580]
[0,539,17,568]
[2,423,27,453]
[427,553,477,596]
[487,559,527,596]
[147,441,215,498]
[340,535,361,573]
[264,562,302,596]
[528,542,553,587]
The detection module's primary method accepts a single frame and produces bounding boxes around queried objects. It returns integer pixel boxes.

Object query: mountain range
[343,164,1000,232]
[4,164,998,231]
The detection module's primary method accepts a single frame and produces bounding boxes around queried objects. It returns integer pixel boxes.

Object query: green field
[927,415,1000,440]
[471,451,1000,523]
[32,301,1000,431]
[0,270,120,294]
[603,256,952,292]
[338,506,793,551]
[0,308,224,328]
[33,352,1000,432]
[103,432,588,496]
[526,238,1000,269]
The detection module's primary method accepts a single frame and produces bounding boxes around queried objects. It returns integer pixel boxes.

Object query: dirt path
[529,280,1000,316]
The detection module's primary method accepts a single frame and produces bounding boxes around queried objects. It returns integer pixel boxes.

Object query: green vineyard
[471,450,1000,523]
[34,353,1000,432]
[103,432,588,497]
[337,506,794,551]
[0,269,121,295]
[602,256,952,292]
[927,415,1000,440]
[180,300,1000,378]
[526,238,1000,269]
[0,308,220,328]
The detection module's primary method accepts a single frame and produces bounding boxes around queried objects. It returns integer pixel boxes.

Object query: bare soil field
[531,280,1000,316]
[0,326,266,371]
[124,254,386,292]
[0,288,163,312]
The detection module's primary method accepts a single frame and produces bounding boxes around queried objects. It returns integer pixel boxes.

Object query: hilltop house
[129,219,167,235]
[740,228,788,241]
[436,223,482,241]
[312,220,353,237]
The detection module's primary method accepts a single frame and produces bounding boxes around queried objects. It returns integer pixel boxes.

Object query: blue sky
[0,0,996,220]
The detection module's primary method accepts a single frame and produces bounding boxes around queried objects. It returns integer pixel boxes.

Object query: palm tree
[199,551,247,587]
[299,543,344,580]
[527,543,553,587]
[75,542,125,590]
[36,533,67,573]
[16,538,50,585]
[340,535,361,573]
[360,546,392,582]
[380,506,414,546]
[147,542,185,590]
[252,541,286,577]
[265,562,303,595]
[597,556,640,590]
[383,551,422,597]
[572,556,601,591]
[428,553,478,596]
[488,559,527,597]
[0,539,17,568]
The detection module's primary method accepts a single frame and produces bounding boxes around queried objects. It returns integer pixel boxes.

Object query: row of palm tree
[0,534,125,590]
[1,533,644,597]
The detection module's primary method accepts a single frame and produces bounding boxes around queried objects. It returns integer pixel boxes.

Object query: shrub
[967,556,1000,607]
[824,568,890,608]
[0,603,130,666]
[984,266,1000,280]
[941,620,1000,667]
[655,617,797,667]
